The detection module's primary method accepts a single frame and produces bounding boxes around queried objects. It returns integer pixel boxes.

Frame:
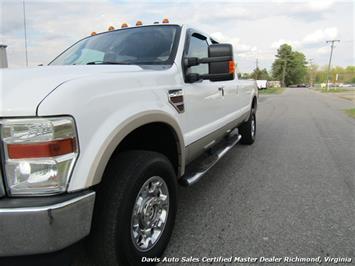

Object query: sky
[0,0,354,72]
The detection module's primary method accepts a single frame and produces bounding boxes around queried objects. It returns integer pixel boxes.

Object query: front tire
[239,109,256,145]
[89,150,177,266]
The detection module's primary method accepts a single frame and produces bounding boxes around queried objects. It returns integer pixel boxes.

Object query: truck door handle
[218,87,224,96]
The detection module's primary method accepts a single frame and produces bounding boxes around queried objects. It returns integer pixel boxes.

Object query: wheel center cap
[141,198,159,226]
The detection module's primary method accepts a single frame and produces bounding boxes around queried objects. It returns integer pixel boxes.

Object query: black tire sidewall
[239,109,256,145]
[92,151,177,266]
[118,156,177,265]
[251,111,256,141]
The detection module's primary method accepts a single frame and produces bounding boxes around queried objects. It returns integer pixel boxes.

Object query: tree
[272,44,307,86]
[272,44,293,86]
[288,51,307,84]
[306,63,318,86]
[312,65,355,84]
[250,67,270,80]
[238,72,252,79]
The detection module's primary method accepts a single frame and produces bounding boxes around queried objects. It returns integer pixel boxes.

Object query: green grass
[345,108,355,119]
[258,87,285,95]
[315,88,352,93]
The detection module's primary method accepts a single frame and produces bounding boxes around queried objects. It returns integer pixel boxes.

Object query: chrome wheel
[251,114,256,138]
[131,176,169,251]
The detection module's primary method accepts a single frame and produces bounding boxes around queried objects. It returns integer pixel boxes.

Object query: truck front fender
[67,110,185,191]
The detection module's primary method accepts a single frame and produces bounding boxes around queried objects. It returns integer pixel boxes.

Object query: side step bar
[180,133,242,186]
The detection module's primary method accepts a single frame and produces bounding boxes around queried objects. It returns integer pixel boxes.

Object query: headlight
[0,117,79,196]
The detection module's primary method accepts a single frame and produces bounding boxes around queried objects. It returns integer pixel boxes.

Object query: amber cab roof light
[91,19,173,36]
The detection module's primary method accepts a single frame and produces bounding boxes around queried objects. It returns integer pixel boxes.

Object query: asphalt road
[160,87,355,265]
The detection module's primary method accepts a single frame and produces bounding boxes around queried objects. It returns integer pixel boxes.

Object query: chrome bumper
[0,191,95,257]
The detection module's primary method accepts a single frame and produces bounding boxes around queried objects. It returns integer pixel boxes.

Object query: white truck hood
[0,65,143,117]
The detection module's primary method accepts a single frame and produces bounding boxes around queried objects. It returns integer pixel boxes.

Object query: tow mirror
[184,43,235,83]
[208,44,235,81]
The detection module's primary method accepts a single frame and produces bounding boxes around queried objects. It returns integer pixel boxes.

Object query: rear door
[208,38,244,125]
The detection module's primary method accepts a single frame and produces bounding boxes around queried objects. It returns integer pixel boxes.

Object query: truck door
[182,31,226,146]
[207,38,246,127]
[221,74,250,123]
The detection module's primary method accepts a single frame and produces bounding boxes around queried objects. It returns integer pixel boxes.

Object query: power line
[23,0,28,67]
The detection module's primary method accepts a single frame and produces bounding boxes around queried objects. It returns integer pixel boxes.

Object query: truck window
[186,34,209,75]
[70,48,105,65]
[49,25,180,65]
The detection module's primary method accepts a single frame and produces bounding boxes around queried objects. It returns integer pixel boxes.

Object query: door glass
[187,34,208,75]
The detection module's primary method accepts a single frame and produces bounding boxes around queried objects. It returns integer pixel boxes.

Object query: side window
[186,34,209,75]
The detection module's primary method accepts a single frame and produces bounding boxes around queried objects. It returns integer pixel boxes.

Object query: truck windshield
[50,25,180,65]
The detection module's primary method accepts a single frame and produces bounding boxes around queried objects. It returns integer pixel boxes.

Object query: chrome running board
[180,133,242,186]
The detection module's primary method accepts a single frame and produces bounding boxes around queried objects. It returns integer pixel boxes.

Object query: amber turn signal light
[229,61,236,74]
[7,138,76,159]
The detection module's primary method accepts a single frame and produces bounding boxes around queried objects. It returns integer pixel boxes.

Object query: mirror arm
[186,72,233,83]
[184,57,199,67]
[200,73,233,80]
[198,56,233,64]
[186,73,200,83]
[184,56,233,68]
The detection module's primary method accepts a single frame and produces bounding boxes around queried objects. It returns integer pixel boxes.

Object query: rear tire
[239,109,256,145]
[89,150,177,266]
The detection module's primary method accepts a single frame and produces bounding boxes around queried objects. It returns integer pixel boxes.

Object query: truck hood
[0,65,144,117]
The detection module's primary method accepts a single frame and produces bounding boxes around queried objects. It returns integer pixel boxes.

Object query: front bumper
[0,190,95,257]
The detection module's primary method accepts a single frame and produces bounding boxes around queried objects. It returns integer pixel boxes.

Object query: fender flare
[89,111,185,187]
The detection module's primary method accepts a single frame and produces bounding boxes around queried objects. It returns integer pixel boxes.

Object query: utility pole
[0,44,8,68]
[309,58,314,87]
[23,0,28,67]
[281,59,287,87]
[255,58,259,80]
[325,39,340,91]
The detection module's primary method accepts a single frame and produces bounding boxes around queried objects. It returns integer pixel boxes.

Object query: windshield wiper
[86,61,131,65]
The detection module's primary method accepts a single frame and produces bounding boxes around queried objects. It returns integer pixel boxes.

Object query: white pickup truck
[0,24,257,265]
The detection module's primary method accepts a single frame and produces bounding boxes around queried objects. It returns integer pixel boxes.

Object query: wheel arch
[243,95,258,122]
[90,112,185,187]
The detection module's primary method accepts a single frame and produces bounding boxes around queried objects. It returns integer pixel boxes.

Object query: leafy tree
[250,67,270,80]
[288,51,307,84]
[272,44,307,86]
[272,44,293,86]
[311,65,355,84]
[239,73,251,79]
[306,63,318,86]
[346,66,355,72]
